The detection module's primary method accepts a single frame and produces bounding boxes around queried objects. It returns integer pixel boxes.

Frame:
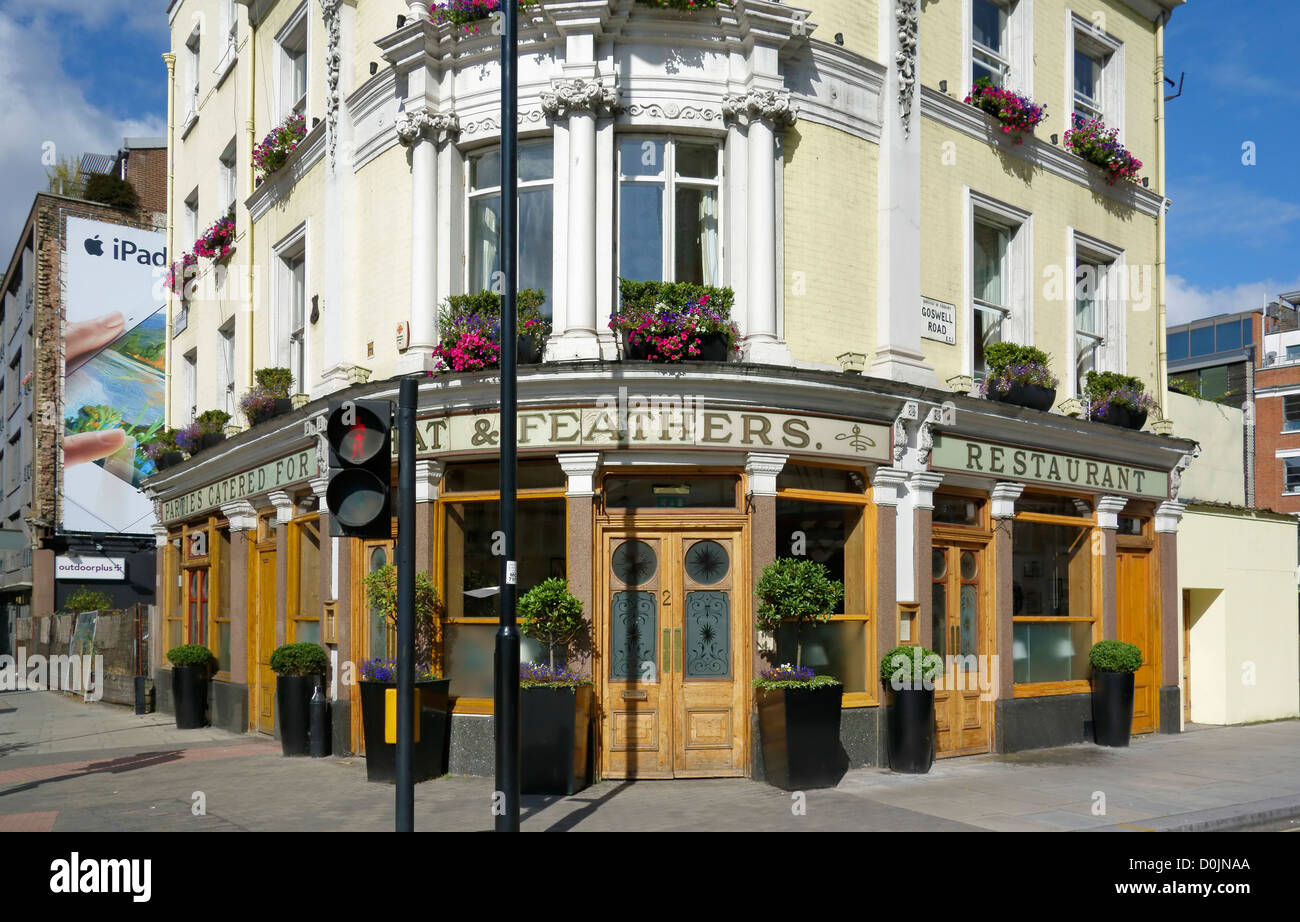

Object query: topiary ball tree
[755,557,844,669]
[517,578,585,670]
[270,642,329,676]
[1089,640,1143,674]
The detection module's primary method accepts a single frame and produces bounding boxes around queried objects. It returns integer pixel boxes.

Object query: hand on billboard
[66,311,125,376]
[64,311,127,467]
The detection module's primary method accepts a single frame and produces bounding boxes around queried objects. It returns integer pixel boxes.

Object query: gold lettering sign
[411,407,890,463]
[161,450,315,523]
[929,435,1168,499]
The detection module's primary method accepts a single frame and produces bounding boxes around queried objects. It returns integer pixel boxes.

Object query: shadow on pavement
[0,750,186,798]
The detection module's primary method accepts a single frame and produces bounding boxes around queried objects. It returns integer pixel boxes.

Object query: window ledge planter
[756,681,846,790]
[964,79,1045,146]
[155,451,184,471]
[357,678,451,783]
[988,382,1057,412]
[521,684,593,795]
[612,280,739,364]
[1094,404,1148,430]
[980,343,1060,412]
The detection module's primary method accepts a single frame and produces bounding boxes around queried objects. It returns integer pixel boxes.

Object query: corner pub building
[153,0,1192,775]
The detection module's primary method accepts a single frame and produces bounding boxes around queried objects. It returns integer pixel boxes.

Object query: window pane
[972,0,1004,53]
[443,499,566,619]
[297,519,321,623]
[776,465,866,494]
[675,142,718,181]
[619,182,664,282]
[1285,397,1300,432]
[1189,326,1215,356]
[471,149,502,190]
[1017,493,1092,517]
[216,622,230,674]
[1013,521,1092,618]
[1243,319,1253,345]
[445,623,495,698]
[518,140,553,182]
[620,138,665,178]
[773,620,867,693]
[674,185,718,286]
[1012,620,1093,683]
[368,547,390,659]
[1074,50,1098,100]
[1166,330,1188,362]
[1216,321,1242,352]
[1199,365,1228,401]
[973,223,1006,307]
[442,460,564,493]
[294,620,320,644]
[605,476,737,510]
[972,56,1000,85]
[1075,265,1099,333]
[774,499,866,613]
[1289,345,1300,361]
[519,186,553,309]
[1287,458,1300,492]
[974,308,1002,373]
[468,192,501,292]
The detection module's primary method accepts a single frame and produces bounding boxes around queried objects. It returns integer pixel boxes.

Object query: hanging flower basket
[194,214,236,262]
[167,252,198,298]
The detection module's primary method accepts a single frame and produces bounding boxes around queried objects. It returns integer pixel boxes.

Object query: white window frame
[182,350,198,425]
[183,188,199,250]
[964,189,1032,380]
[273,224,308,395]
[464,139,555,307]
[1068,230,1126,399]
[184,26,202,124]
[1066,12,1124,138]
[616,135,725,286]
[214,0,239,86]
[964,0,1033,95]
[275,3,309,123]
[1283,395,1300,433]
[1283,455,1300,494]
[219,320,236,417]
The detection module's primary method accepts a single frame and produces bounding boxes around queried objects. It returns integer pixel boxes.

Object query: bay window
[618,136,722,286]
[467,140,554,313]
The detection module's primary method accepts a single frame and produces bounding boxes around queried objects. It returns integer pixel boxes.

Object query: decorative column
[544,80,620,362]
[872,467,909,657]
[152,523,170,673]
[269,491,295,647]
[558,452,601,676]
[723,90,797,365]
[1096,495,1128,640]
[871,0,934,385]
[1154,500,1185,733]
[908,472,944,649]
[746,452,788,673]
[415,459,445,576]
[395,108,459,375]
[990,482,1024,701]
[222,500,258,695]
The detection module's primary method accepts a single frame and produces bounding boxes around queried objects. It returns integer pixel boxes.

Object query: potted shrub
[981,342,1059,411]
[964,77,1046,144]
[166,644,215,729]
[611,280,739,362]
[143,427,183,471]
[517,578,591,795]
[240,367,295,426]
[753,557,846,790]
[880,645,944,774]
[1089,640,1143,747]
[196,410,231,450]
[1064,113,1142,186]
[1084,371,1158,430]
[252,114,308,185]
[358,565,448,783]
[270,642,329,756]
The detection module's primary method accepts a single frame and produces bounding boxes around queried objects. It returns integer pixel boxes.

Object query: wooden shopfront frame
[163,515,231,680]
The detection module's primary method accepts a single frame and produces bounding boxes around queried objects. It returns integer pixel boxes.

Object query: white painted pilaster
[1096,495,1129,530]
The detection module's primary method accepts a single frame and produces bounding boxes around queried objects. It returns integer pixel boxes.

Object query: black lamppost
[493,0,521,833]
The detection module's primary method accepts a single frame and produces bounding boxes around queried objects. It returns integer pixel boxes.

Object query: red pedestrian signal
[325,400,393,538]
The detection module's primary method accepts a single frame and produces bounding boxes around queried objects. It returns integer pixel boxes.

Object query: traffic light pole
[395,377,417,832]
[494,0,521,833]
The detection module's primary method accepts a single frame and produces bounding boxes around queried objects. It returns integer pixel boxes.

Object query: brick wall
[124,147,167,217]
[1253,362,1300,513]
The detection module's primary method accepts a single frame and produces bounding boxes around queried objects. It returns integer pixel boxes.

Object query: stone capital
[268,491,295,526]
[871,467,910,507]
[541,78,621,119]
[744,452,789,497]
[990,482,1026,520]
[395,108,459,146]
[221,500,259,533]
[1095,495,1129,530]
[558,452,602,497]
[152,524,169,548]
[908,471,945,510]
[415,459,445,503]
[722,89,798,128]
[1154,501,1185,534]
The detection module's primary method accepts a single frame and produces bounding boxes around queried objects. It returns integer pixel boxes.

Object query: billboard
[61,216,167,534]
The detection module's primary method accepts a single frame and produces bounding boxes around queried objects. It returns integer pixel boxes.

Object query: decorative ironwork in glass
[609,591,657,680]
[685,591,730,678]
[611,540,657,586]
[684,540,728,585]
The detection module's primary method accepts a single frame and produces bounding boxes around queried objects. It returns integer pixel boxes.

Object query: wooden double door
[930,540,993,756]
[1117,547,1158,734]
[599,527,748,778]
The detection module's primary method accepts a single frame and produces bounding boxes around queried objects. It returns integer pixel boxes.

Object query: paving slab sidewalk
[1,690,1297,832]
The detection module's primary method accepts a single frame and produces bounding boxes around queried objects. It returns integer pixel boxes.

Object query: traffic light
[325,399,393,538]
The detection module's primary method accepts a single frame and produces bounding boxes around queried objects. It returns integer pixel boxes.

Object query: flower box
[964,78,1045,145]
[980,343,1059,410]
[988,382,1056,412]
[1065,114,1142,186]
[253,114,308,185]
[432,0,537,35]
[1083,371,1157,430]
[611,279,739,363]
[432,289,550,375]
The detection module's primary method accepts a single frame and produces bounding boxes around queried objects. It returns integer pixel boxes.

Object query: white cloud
[1166,273,1300,326]
[0,9,166,257]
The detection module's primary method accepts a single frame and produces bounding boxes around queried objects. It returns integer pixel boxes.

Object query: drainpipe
[163,52,176,426]
[1155,12,1170,415]
[245,17,256,398]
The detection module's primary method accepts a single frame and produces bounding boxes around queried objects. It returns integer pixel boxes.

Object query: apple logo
[84,236,104,257]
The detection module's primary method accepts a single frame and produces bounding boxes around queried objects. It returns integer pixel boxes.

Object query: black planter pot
[276,674,320,756]
[156,451,184,471]
[886,687,936,773]
[171,665,209,729]
[694,332,731,362]
[520,685,593,795]
[621,334,652,361]
[517,333,547,365]
[271,397,295,417]
[1092,670,1135,747]
[358,679,451,783]
[756,683,846,790]
[199,431,226,451]
[989,383,1056,412]
[1096,403,1148,430]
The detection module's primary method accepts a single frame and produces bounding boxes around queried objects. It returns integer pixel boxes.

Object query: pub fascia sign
[161,449,316,522]
[930,435,1169,499]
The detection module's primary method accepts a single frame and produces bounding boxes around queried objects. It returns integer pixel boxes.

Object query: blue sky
[0,1,1296,324]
